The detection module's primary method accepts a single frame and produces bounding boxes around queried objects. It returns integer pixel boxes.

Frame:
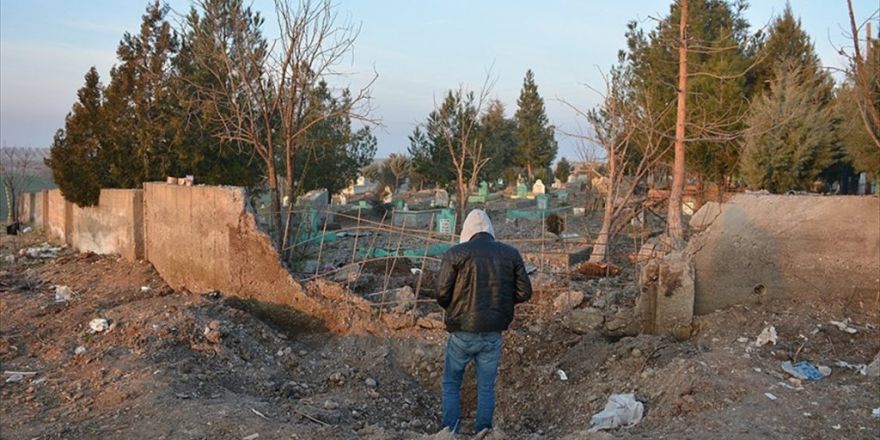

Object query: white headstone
[382,186,393,204]
[434,189,449,207]
[532,179,546,195]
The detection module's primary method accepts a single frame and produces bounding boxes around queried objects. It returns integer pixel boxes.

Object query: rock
[203,321,223,344]
[416,317,445,330]
[323,400,339,410]
[89,318,110,333]
[391,286,416,313]
[562,307,604,334]
[553,291,584,314]
[74,346,86,355]
[365,377,377,388]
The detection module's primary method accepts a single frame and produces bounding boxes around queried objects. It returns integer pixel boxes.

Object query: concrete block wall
[34,190,47,230]
[70,189,144,260]
[45,189,72,244]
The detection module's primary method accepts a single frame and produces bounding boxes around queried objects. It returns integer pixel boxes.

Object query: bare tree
[564,73,673,264]
[187,0,376,248]
[844,0,880,150]
[433,75,494,222]
[0,147,37,225]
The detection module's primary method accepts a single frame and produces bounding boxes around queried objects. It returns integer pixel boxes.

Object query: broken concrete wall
[70,189,144,261]
[45,189,72,244]
[636,251,695,337]
[690,194,880,315]
[142,183,351,330]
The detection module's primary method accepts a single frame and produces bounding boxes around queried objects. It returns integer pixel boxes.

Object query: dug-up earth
[1,233,878,440]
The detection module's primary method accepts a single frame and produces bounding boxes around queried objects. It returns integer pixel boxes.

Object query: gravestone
[436,209,457,235]
[381,186,393,204]
[532,179,546,195]
[515,183,529,199]
[536,194,550,211]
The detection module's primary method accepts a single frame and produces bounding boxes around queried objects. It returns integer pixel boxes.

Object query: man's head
[460,209,495,243]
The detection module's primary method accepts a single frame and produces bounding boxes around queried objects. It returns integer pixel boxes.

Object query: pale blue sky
[1,1,877,160]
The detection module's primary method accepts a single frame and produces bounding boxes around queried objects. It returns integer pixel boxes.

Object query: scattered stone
[203,321,222,344]
[89,318,110,333]
[865,351,880,377]
[54,285,73,303]
[323,400,339,410]
[562,307,604,334]
[416,317,445,330]
[553,291,584,314]
[365,377,377,388]
[74,346,86,355]
[391,286,416,313]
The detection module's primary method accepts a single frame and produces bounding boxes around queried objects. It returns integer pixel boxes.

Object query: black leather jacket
[436,232,532,333]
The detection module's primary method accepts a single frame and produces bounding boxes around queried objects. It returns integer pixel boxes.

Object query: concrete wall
[34,190,47,230]
[691,194,880,314]
[17,192,35,224]
[143,183,320,315]
[70,189,144,261]
[45,189,72,243]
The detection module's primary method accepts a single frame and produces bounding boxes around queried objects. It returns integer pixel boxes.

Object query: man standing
[436,209,532,433]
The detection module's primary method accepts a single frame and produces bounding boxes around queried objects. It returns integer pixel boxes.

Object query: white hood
[460,209,495,243]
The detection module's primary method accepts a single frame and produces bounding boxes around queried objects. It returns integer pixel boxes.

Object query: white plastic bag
[589,393,644,432]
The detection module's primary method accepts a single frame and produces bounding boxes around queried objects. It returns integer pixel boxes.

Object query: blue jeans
[441,331,502,433]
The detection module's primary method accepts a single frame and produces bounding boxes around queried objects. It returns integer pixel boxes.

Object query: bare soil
[1,232,878,439]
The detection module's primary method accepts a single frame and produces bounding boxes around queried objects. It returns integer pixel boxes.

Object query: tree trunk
[667,0,688,245]
[267,163,283,249]
[4,183,13,224]
[590,145,616,263]
[457,178,468,229]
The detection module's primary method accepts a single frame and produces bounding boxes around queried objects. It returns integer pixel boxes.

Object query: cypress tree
[514,69,557,180]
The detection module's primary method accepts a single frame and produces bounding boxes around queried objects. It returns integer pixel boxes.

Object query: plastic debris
[764,392,778,401]
[74,346,87,355]
[89,318,110,333]
[140,286,152,293]
[410,268,422,275]
[817,365,832,377]
[872,407,880,418]
[781,361,825,381]
[54,285,74,303]
[21,227,32,234]
[588,393,644,432]
[835,360,867,375]
[20,243,61,259]
[755,326,778,347]
[557,369,568,381]
[3,371,36,383]
[829,319,858,334]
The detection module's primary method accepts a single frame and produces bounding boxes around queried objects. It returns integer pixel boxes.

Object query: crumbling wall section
[70,189,144,260]
[142,183,374,333]
[690,194,880,314]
